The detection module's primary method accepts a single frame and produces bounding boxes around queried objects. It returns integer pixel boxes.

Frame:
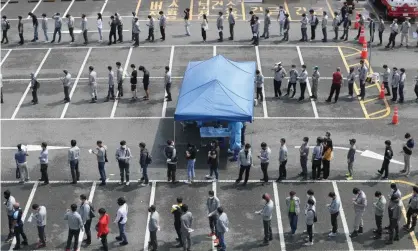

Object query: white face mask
[209,196,214,199]
[121,145,126,149]
[392,188,396,192]
[307,194,310,198]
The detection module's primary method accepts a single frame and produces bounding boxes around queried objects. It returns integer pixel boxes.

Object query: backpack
[5,21,10,30]
[89,203,96,219]
[35,80,40,89]
[314,17,319,26]
[145,152,153,164]
[309,209,318,222]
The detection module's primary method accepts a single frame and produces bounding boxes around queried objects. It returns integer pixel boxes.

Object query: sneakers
[350,230,358,238]
[328,232,337,237]
[118,181,123,185]
[303,241,313,246]
[141,183,148,187]
[208,233,215,237]
[126,181,130,186]
[346,176,353,180]
[205,174,213,179]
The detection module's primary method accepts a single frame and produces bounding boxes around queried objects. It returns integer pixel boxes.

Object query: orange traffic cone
[361,42,368,59]
[354,13,360,29]
[379,84,385,99]
[358,26,366,44]
[392,106,399,125]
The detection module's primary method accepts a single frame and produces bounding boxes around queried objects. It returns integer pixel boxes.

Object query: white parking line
[11,49,51,120]
[78,181,97,250]
[27,1,43,19]
[60,47,92,119]
[0,0,11,12]
[143,181,156,251]
[332,181,354,251]
[296,46,319,118]
[63,0,75,19]
[273,182,286,251]
[213,45,216,56]
[255,46,268,118]
[99,0,110,15]
[161,46,174,118]
[1,49,12,66]
[110,46,133,118]
[2,76,184,82]
[9,182,39,251]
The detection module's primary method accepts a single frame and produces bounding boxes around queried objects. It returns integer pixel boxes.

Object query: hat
[276,62,282,65]
[349,138,356,143]
[313,66,319,70]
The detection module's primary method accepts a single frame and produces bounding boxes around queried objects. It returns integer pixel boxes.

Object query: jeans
[37,225,46,244]
[84,219,92,242]
[43,29,48,41]
[263,220,272,241]
[237,165,251,184]
[141,164,149,184]
[83,30,88,43]
[398,85,404,102]
[331,212,339,233]
[118,223,127,242]
[261,162,269,182]
[307,224,313,242]
[322,159,330,179]
[217,231,226,250]
[274,80,282,97]
[229,23,234,39]
[311,159,321,179]
[64,86,70,101]
[40,163,49,183]
[69,27,74,42]
[301,28,308,41]
[147,27,154,41]
[288,212,298,234]
[375,214,383,235]
[98,162,106,184]
[14,225,27,247]
[33,24,38,40]
[118,161,130,182]
[107,85,115,99]
[52,27,61,42]
[66,229,80,249]
[287,82,296,97]
[278,160,287,180]
[209,214,218,234]
[185,20,190,35]
[279,22,284,35]
[149,230,157,250]
[300,156,308,178]
[187,159,195,180]
[299,82,307,99]
[160,26,165,40]
[209,164,219,180]
[100,233,108,251]
[70,159,80,183]
[322,27,327,41]
[167,163,177,182]
[97,27,102,41]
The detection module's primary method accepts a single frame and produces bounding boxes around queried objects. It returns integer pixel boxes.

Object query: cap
[313,66,319,70]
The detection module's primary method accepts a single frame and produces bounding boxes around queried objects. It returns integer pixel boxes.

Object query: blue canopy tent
[174,55,256,122]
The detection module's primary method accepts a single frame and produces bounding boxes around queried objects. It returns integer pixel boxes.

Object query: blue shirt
[15,150,27,164]
[39,149,48,164]
[312,145,322,160]
[407,138,415,149]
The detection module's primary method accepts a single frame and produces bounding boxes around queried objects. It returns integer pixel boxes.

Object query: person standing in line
[372,191,387,239]
[130,64,138,100]
[248,11,256,41]
[105,66,115,101]
[386,19,399,49]
[277,6,286,36]
[258,142,271,184]
[377,140,393,179]
[115,197,129,246]
[138,66,150,100]
[0,73,3,104]
[298,65,308,102]
[391,67,400,102]
[300,13,308,42]
[388,183,402,201]
[228,8,235,40]
[282,14,290,41]
[146,15,155,42]
[201,14,209,42]
[184,8,191,36]
[4,190,16,243]
[304,199,316,246]
[15,144,29,183]
[277,138,288,181]
[215,207,228,251]
[96,13,103,42]
[207,191,220,241]
[65,14,75,44]
[286,191,300,235]
[382,65,391,96]
[61,70,72,103]
[341,14,350,41]
[321,11,328,42]
[350,187,367,238]
[185,143,197,184]
[400,18,411,47]
[30,204,47,248]
[132,17,140,47]
[346,67,355,99]
[357,60,368,101]
[115,140,132,186]
[285,64,298,97]
[398,68,406,103]
[305,189,316,216]
[386,194,401,244]
[255,193,274,245]
[298,137,309,180]
[206,140,220,180]
[403,186,418,232]
[30,72,39,105]
[355,13,365,40]
[38,142,49,185]
[78,194,92,246]
[327,192,340,237]
[139,142,150,186]
[164,66,172,101]
[272,62,286,98]
[346,138,356,180]
[41,14,48,42]
[171,197,183,248]
[158,11,166,41]
[51,13,62,44]
[64,204,84,251]
[88,66,98,103]
[322,139,333,180]
[131,12,137,42]
[17,16,24,45]
[235,143,252,186]
[400,133,414,176]
[261,9,271,39]
[68,140,80,184]
[116,62,125,98]
[326,67,343,103]
[180,204,193,251]
[12,202,29,249]
[92,140,107,186]
[165,140,178,183]
[109,16,117,45]
[377,17,385,45]
[368,17,376,43]
[310,66,320,100]
[332,12,339,40]
[148,205,160,251]
[217,12,224,42]
[252,16,260,46]
[96,208,109,251]
[80,14,88,45]
[255,69,264,102]
[415,74,418,100]
[309,9,318,41]
[115,13,123,42]
[28,12,38,42]
[311,137,323,180]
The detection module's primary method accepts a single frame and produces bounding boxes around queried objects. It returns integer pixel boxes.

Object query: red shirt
[332,72,343,85]
[97,214,109,237]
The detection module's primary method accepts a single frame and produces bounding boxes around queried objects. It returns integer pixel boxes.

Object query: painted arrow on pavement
[0,145,70,151]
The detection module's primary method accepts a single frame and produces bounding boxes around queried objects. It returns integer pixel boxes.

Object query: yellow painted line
[367,109,387,117]
[189,0,193,20]
[337,46,369,119]
[241,0,245,21]
[206,0,209,16]
[284,0,292,21]
[348,63,360,68]
[135,0,142,17]
[326,0,335,19]
[401,205,418,249]
[362,97,378,104]
[365,83,378,89]
[393,179,417,187]
[402,193,413,201]
[344,52,360,58]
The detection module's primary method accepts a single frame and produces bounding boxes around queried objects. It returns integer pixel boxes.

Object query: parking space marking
[63,0,76,19]
[326,0,335,19]
[27,0,43,19]
[0,0,11,12]
[189,0,194,20]
[10,49,51,120]
[78,181,96,250]
[284,0,291,21]
[213,45,216,56]
[273,182,286,251]
[344,52,360,58]
[255,46,268,118]
[143,181,156,251]
[61,47,92,119]
[296,46,318,118]
[365,83,378,89]
[161,46,175,118]
[241,1,245,20]
[99,0,110,14]
[362,97,378,104]
[1,49,12,66]
[9,182,39,251]
[110,46,133,118]
[401,201,418,249]
[135,0,142,17]
[332,181,354,251]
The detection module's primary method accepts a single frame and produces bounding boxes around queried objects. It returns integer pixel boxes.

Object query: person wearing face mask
[286,191,300,235]
[148,205,160,251]
[383,183,402,231]
[403,186,418,232]
[304,199,316,246]
[215,207,229,251]
[255,193,274,245]
[206,140,220,180]
[327,192,340,237]
[350,188,367,238]
[386,194,401,244]
[271,62,286,98]
[38,142,49,185]
[372,191,386,239]
[377,140,393,179]
[258,142,271,184]
[4,190,16,243]
[115,141,131,186]
[30,204,47,248]
[299,137,309,180]
[207,191,220,242]
[277,138,288,181]
[298,65,308,102]
[400,133,414,176]
[165,140,178,183]
[285,65,298,98]
[114,197,128,246]
[235,143,252,186]
[12,202,28,249]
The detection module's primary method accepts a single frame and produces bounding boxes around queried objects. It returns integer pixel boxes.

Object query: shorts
[143,82,149,91]
[131,84,137,91]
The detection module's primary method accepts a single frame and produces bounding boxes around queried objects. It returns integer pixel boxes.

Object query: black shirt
[143,70,150,84]
[384,146,393,161]
[31,15,38,26]
[110,19,117,31]
[184,11,190,20]
[131,70,137,84]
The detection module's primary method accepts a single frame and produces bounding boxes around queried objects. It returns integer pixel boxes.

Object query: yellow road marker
[367,109,387,117]
[344,52,360,58]
[362,97,378,104]
[135,0,142,17]
[241,0,246,21]
[402,193,413,201]
[189,0,194,20]
[365,83,378,89]
[284,0,292,21]
[348,63,360,68]
[326,0,335,19]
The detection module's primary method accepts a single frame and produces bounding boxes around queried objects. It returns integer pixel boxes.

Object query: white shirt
[97,19,103,29]
[114,203,128,224]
